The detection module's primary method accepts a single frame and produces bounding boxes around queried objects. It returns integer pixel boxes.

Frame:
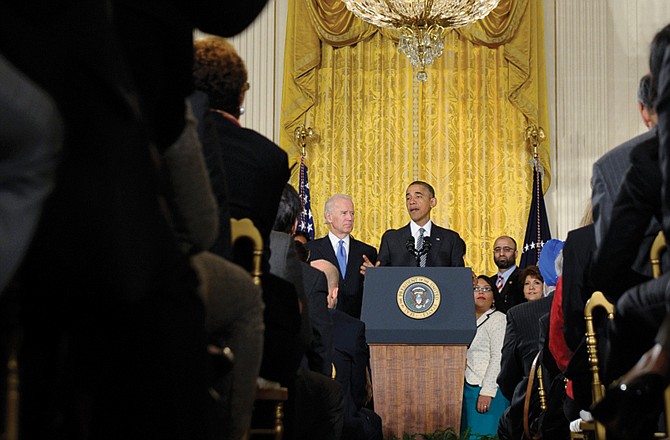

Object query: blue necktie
[337,239,347,278]
[417,228,426,267]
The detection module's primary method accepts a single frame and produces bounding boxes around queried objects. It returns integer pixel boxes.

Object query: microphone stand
[407,237,432,267]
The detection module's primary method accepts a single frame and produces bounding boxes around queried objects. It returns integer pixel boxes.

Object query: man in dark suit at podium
[306,194,377,319]
[367,181,466,268]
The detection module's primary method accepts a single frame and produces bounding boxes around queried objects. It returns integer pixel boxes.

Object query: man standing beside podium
[307,194,377,319]
[364,181,466,269]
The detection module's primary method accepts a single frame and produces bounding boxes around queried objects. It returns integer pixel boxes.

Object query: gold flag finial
[294,124,319,156]
[525,124,546,159]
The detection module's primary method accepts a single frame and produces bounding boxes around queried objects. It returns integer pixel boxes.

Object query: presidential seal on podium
[396,276,441,319]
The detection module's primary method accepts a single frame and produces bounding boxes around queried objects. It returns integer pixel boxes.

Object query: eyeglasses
[493,246,515,253]
[474,286,492,292]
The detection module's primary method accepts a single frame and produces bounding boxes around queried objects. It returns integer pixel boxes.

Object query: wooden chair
[649,231,670,436]
[573,233,668,440]
[246,387,289,440]
[523,351,548,440]
[651,230,667,280]
[3,345,19,440]
[230,218,288,440]
[230,218,263,286]
[569,291,614,440]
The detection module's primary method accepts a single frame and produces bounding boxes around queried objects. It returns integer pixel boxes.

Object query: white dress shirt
[409,220,433,248]
[497,265,517,287]
[464,308,507,397]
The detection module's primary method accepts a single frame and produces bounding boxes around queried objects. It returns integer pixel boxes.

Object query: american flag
[519,159,552,268]
[297,155,315,240]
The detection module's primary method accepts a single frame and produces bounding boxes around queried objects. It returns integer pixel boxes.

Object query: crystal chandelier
[341,0,500,81]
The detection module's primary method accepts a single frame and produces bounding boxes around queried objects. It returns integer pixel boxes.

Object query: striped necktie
[417,228,426,267]
[496,274,504,292]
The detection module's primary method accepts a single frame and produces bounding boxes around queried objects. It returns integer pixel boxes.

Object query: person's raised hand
[360,254,380,276]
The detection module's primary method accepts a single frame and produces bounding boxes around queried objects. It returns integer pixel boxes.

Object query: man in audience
[271,184,334,376]
[589,27,670,440]
[311,259,383,440]
[193,36,289,273]
[363,181,466,271]
[490,236,524,313]
[306,194,377,319]
[497,290,554,440]
[270,184,345,440]
[591,73,661,280]
[1,2,269,436]
[596,22,670,381]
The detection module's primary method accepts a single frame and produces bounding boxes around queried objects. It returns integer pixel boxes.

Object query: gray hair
[323,194,353,223]
[637,73,653,109]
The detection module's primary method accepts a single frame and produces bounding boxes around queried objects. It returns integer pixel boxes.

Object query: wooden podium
[361,267,475,439]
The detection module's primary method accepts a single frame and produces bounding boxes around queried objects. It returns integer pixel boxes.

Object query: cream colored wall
[545,0,670,239]
[195,0,289,150]
[209,0,670,240]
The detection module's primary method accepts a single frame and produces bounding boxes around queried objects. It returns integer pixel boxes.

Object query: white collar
[410,220,432,237]
[328,232,350,250]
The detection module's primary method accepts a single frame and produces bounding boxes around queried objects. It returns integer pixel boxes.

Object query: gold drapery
[281,0,549,275]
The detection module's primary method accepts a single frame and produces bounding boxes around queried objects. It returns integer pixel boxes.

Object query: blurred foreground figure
[0,1,268,439]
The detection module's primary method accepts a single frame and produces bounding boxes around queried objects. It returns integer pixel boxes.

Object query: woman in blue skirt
[461,275,509,439]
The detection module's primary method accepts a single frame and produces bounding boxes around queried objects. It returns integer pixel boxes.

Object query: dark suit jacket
[591,133,661,300]
[377,223,465,267]
[492,267,524,314]
[306,235,377,319]
[661,45,670,236]
[268,231,313,373]
[332,310,369,412]
[561,225,596,352]
[497,295,553,401]
[213,115,289,269]
[592,128,661,277]
[301,263,335,377]
[331,309,382,440]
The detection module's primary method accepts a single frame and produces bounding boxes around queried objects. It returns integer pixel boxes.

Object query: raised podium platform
[361,267,475,438]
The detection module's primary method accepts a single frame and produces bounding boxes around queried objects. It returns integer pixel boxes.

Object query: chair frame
[523,351,548,440]
[230,218,263,286]
[230,218,288,439]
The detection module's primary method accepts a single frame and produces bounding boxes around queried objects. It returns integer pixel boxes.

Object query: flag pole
[519,124,550,268]
[294,124,318,240]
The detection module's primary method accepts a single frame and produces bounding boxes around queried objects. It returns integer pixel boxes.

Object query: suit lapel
[426,224,444,267]
[344,238,361,282]
[505,267,519,290]
[318,236,344,280]
[399,225,415,266]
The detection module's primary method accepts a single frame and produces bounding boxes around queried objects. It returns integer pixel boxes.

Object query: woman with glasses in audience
[461,275,509,439]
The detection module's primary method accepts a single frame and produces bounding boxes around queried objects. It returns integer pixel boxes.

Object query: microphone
[406,237,416,255]
[421,236,432,253]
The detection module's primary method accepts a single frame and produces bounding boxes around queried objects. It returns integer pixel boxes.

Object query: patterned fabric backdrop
[281,0,549,275]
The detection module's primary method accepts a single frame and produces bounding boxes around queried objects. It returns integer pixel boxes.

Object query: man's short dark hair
[649,23,670,106]
[273,183,301,234]
[408,180,435,198]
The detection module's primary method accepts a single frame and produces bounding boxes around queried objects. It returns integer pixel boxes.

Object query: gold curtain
[280,0,549,275]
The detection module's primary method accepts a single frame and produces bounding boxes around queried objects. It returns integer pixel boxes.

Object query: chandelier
[341,0,500,81]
